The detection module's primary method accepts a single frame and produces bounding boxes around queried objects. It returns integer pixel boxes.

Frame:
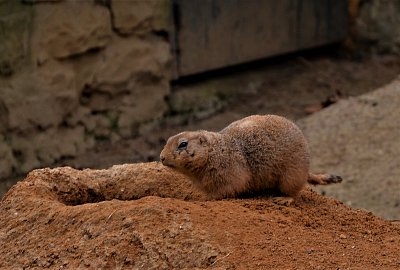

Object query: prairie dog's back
[220,115,310,189]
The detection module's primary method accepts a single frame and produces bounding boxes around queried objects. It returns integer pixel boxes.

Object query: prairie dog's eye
[177,140,188,150]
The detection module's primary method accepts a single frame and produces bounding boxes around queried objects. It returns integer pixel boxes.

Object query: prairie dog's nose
[160,155,165,163]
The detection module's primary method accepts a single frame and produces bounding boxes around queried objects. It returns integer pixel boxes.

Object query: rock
[65,106,91,126]
[22,0,62,3]
[10,135,41,174]
[298,76,400,220]
[356,0,400,54]
[4,61,78,130]
[167,76,252,121]
[0,99,8,133]
[168,85,225,118]
[91,36,171,92]
[89,114,113,138]
[10,126,90,174]
[33,126,88,164]
[0,136,16,179]
[76,35,171,137]
[111,0,171,35]
[31,0,112,61]
[117,78,169,137]
[0,2,32,76]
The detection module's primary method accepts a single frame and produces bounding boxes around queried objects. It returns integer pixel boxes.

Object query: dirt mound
[1,163,399,269]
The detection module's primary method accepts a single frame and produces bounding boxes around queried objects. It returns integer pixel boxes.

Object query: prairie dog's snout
[159,148,173,167]
[160,155,165,163]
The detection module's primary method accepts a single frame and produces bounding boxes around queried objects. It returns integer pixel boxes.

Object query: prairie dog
[160,115,341,201]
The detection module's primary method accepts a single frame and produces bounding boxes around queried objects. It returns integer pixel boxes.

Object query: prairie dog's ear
[199,135,207,145]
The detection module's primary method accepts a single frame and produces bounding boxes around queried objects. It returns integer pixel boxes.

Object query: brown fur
[160,115,341,199]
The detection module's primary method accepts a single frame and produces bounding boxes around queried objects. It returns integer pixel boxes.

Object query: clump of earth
[1,163,399,269]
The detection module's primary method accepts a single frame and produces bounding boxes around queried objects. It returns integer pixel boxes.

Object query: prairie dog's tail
[307,173,342,185]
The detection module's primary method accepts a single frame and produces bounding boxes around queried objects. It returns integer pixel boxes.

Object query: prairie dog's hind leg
[272,172,307,206]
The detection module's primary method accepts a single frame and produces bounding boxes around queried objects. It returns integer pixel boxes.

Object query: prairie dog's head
[160,131,212,176]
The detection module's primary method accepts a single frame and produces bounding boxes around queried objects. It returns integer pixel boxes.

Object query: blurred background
[0,0,399,219]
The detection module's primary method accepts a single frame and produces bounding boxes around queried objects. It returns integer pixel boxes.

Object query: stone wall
[0,0,172,179]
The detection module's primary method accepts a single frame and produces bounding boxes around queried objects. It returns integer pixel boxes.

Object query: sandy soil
[1,163,399,269]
